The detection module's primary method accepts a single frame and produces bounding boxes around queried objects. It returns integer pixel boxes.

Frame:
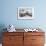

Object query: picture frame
[17,7,34,20]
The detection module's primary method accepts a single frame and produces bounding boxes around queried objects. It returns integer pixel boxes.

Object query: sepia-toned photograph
[17,7,34,19]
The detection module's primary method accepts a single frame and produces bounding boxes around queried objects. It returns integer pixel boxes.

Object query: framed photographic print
[17,7,34,19]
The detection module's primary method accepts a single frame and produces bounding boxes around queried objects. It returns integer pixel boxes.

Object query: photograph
[17,7,34,19]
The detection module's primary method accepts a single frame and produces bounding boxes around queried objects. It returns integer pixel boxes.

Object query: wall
[0,0,46,29]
